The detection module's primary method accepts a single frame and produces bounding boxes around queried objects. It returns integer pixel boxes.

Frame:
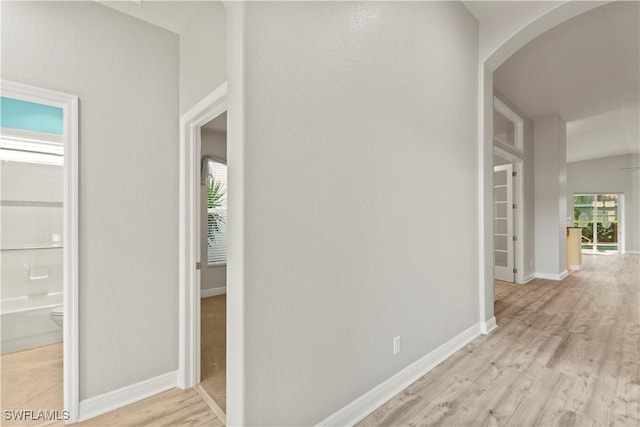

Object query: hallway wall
[1,1,180,400]
[235,2,479,424]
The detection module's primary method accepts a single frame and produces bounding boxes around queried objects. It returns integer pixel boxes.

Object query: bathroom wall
[1,159,64,352]
[200,128,227,293]
[1,160,63,298]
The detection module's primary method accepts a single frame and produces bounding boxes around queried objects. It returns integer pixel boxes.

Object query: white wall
[179,1,226,114]
[235,2,479,424]
[1,162,63,299]
[493,90,536,280]
[1,1,179,399]
[534,114,568,277]
[567,154,640,253]
[200,129,227,291]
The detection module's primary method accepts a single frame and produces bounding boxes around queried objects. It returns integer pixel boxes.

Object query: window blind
[207,160,227,266]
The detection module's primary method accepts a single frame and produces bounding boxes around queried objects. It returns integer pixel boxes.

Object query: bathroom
[1,95,65,414]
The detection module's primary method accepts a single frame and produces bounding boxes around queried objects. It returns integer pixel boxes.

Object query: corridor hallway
[360,254,639,426]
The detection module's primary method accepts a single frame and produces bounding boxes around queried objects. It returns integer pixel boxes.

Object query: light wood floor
[3,255,637,426]
[0,296,228,427]
[1,343,63,426]
[74,388,223,427]
[359,254,640,426]
[200,295,226,413]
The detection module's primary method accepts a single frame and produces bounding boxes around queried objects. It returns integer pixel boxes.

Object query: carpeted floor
[200,294,226,412]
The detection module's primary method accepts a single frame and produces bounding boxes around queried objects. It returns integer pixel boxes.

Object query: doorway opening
[492,102,525,286]
[178,81,231,425]
[198,112,227,418]
[0,81,79,422]
[574,193,623,254]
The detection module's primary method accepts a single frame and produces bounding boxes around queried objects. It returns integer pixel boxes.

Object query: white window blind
[206,160,227,266]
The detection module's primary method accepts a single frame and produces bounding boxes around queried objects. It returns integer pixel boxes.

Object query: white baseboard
[480,317,497,334]
[316,323,482,426]
[535,270,568,281]
[201,287,226,298]
[569,264,581,271]
[78,370,177,422]
[520,274,535,284]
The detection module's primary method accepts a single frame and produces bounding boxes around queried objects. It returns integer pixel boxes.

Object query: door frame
[1,80,80,423]
[178,82,227,389]
[494,147,525,284]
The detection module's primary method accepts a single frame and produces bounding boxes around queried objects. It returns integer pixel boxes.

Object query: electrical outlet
[393,336,401,355]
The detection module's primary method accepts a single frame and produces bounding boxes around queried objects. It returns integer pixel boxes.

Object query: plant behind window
[207,178,226,249]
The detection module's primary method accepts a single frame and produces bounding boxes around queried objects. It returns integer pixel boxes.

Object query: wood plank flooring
[3,255,636,426]
[74,388,223,427]
[1,344,222,427]
[358,254,640,426]
[1,296,228,427]
[1,343,63,426]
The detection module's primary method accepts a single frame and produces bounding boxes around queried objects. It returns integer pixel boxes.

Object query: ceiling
[492,1,639,163]
[96,1,206,34]
[99,1,637,163]
[463,1,558,23]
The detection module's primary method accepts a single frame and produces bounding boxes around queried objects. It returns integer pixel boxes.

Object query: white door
[494,164,514,282]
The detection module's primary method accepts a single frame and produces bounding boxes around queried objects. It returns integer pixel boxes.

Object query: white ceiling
[96,1,206,34]
[492,1,639,163]
[98,1,637,163]
[463,1,558,23]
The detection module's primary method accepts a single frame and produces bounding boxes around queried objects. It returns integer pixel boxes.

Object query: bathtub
[1,291,62,354]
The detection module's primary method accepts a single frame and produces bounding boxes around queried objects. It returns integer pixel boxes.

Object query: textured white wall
[1,1,179,399]
[200,129,227,291]
[237,2,479,424]
[179,1,226,114]
[493,90,536,279]
[534,114,568,276]
[567,154,640,253]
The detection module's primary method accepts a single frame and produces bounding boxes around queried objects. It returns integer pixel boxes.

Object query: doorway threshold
[195,384,226,425]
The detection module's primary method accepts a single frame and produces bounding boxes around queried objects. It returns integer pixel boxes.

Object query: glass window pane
[495,251,508,267]
[494,110,515,147]
[495,235,508,251]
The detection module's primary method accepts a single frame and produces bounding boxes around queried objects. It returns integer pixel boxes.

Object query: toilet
[50,305,63,328]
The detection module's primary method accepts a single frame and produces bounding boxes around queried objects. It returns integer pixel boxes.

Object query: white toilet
[50,305,63,328]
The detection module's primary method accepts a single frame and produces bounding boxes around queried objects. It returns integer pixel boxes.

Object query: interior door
[494,164,514,282]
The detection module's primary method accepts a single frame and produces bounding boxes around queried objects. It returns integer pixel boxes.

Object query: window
[206,159,227,266]
[574,193,619,253]
[493,97,524,153]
